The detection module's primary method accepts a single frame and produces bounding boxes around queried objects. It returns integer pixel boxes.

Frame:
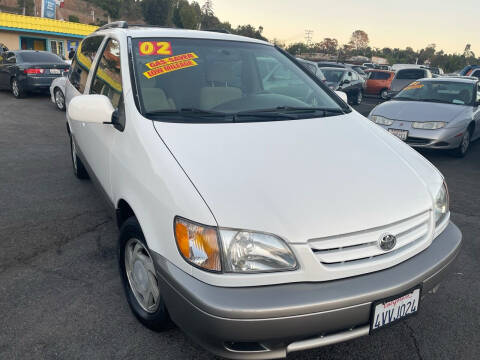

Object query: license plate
[388,128,408,141]
[370,287,420,332]
[50,69,61,74]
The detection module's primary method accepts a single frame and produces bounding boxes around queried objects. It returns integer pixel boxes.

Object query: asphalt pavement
[0,91,479,360]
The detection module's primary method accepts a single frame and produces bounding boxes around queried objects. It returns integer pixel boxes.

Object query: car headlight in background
[220,230,297,273]
[434,182,449,226]
[370,115,394,126]
[174,217,298,273]
[412,121,446,130]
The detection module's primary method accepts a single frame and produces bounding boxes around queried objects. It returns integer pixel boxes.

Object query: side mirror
[68,94,115,124]
[335,90,348,103]
[342,79,351,85]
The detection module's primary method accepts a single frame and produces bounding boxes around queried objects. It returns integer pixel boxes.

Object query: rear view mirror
[68,94,115,124]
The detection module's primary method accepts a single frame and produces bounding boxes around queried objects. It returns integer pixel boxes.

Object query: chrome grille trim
[309,211,432,268]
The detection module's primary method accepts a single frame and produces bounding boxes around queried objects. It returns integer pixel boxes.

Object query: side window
[90,39,123,109]
[476,84,480,102]
[472,70,480,78]
[69,36,104,93]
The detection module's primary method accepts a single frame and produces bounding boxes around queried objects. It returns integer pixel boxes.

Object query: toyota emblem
[379,234,397,251]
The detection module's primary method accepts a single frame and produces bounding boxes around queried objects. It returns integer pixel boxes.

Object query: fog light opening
[224,341,269,353]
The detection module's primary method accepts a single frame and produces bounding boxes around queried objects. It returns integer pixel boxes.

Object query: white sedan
[49,76,67,111]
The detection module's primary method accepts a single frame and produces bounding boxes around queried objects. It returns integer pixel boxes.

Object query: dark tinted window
[471,70,480,78]
[369,71,391,80]
[396,69,426,80]
[17,52,63,63]
[69,36,104,93]
[91,39,123,108]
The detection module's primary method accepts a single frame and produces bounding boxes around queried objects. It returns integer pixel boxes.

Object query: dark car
[320,67,366,105]
[0,50,69,98]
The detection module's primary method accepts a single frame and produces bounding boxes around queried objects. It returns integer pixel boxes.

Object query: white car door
[75,38,124,199]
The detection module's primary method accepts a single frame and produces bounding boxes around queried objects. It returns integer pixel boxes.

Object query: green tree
[285,42,310,55]
[349,30,369,51]
[68,15,80,23]
[317,38,338,54]
[172,0,201,29]
[142,0,173,26]
[234,24,267,41]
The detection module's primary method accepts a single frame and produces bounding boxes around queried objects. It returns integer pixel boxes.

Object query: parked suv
[65,22,461,360]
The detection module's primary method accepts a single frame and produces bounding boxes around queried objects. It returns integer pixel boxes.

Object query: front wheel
[380,89,389,100]
[118,217,172,331]
[452,129,471,158]
[11,78,25,98]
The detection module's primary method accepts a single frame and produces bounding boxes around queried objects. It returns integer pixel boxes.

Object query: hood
[372,100,471,123]
[153,112,439,243]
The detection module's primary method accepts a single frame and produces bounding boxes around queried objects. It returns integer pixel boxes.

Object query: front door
[74,38,123,199]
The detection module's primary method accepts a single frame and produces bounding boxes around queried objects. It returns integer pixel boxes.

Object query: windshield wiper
[144,108,227,117]
[418,98,451,104]
[235,106,344,117]
[393,96,417,101]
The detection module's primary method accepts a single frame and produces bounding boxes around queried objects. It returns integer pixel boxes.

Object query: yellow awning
[0,13,98,37]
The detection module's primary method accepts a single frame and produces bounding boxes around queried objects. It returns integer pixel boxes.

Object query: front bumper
[152,222,461,359]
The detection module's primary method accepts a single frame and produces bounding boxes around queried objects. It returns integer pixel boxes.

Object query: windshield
[395,81,476,105]
[395,69,426,80]
[321,68,346,83]
[18,52,64,63]
[131,38,345,122]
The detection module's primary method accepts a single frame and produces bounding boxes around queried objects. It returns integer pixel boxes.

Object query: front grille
[309,211,432,270]
[406,137,431,145]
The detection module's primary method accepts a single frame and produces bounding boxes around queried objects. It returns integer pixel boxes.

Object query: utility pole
[304,30,313,47]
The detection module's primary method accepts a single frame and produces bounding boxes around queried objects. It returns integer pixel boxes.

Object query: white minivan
[65,22,462,359]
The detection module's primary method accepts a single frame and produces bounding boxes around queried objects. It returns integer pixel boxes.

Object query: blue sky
[212,0,478,54]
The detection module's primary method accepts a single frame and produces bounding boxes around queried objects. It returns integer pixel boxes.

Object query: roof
[419,77,478,83]
[96,26,270,45]
[0,13,98,38]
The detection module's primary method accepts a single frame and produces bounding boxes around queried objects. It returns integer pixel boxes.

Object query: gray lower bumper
[152,222,462,359]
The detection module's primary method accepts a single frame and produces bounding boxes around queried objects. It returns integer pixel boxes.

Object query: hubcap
[12,80,18,96]
[461,131,470,154]
[55,90,64,109]
[125,238,160,313]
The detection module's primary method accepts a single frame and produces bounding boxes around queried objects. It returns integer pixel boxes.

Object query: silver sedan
[368,77,480,157]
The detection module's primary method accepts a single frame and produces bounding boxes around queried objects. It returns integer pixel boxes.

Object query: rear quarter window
[369,72,391,80]
[396,69,426,80]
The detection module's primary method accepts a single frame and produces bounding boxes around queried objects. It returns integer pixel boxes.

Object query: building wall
[0,30,83,57]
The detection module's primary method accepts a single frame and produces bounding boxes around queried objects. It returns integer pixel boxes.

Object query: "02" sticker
[138,41,172,56]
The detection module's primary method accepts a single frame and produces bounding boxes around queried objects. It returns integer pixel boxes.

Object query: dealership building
[0,13,97,58]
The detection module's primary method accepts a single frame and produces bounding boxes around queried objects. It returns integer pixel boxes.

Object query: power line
[304,30,314,46]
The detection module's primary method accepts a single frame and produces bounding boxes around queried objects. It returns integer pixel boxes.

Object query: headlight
[174,217,221,272]
[434,182,449,225]
[220,230,297,273]
[370,115,394,126]
[412,121,446,130]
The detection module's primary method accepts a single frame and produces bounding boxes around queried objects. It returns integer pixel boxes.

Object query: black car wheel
[118,217,172,331]
[11,78,25,98]
[353,90,363,105]
[452,128,472,158]
[70,136,89,179]
[54,88,66,111]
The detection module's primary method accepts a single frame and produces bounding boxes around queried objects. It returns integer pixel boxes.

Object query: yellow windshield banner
[403,81,424,90]
[143,59,198,79]
[145,52,199,70]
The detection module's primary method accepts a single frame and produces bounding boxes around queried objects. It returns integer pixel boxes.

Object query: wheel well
[468,122,475,135]
[116,199,135,229]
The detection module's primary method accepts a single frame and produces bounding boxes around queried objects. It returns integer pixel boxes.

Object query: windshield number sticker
[139,41,172,56]
[143,53,199,79]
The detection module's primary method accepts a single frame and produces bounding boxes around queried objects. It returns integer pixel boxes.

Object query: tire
[54,88,66,111]
[452,127,472,158]
[118,217,172,331]
[353,90,363,105]
[11,78,25,98]
[70,136,89,179]
[380,89,389,100]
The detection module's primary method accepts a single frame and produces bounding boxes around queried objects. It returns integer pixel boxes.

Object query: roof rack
[95,21,128,32]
